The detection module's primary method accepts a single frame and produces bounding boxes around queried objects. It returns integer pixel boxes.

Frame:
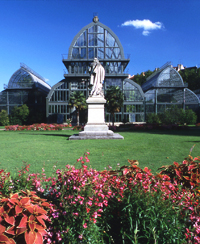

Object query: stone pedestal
[69,96,124,140]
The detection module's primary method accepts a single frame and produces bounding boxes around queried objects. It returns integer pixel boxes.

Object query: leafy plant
[69,91,87,126]
[146,113,161,124]
[158,155,200,189]
[0,110,9,126]
[105,86,123,126]
[0,190,51,244]
[9,105,29,126]
[159,106,197,125]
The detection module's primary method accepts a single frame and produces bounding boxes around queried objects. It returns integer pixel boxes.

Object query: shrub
[149,106,197,125]
[146,113,161,124]
[184,108,197,125]
[0,110,9,126]
[5,123,69,131]
[9,105,29,125]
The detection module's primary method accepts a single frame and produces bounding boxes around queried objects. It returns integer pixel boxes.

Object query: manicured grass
[0,128,200,176]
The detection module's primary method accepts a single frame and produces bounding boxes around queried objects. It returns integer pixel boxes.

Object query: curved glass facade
[144,64,199,114]
[8,69,34,89]
[0,64,51,123]
[47,17,142,124]
[71,27,121,60]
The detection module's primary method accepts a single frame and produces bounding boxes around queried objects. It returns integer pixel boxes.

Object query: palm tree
[105,86,123,126]
[69,91,87,126]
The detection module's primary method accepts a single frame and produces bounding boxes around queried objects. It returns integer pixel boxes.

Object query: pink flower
[83,223,87,228]
[79,235,83,240]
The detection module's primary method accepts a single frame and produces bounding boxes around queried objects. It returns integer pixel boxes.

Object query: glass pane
[97,48,104,59]
[88,48,94,59]
[105,31,118,47]
[72,48,79,59]
[9,69,34,88]
[88,34,96,46]
[88,25,104,33]
[81,48,86,59]
[105,48,121,59]
[0,92,7,104]
[97,34,104,47]
[105,78,122,89]
[74,31,86,46]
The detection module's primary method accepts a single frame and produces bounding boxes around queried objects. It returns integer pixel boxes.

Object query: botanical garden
[0,15,200,244]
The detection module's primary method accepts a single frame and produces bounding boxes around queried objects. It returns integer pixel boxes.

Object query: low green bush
[146,113,161,124]
[147,106,197,125]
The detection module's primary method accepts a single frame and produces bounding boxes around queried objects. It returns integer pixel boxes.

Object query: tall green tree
[0,110,9,126]
[9,104,29,125]
[105,86,123,126]
[179,67,200,91]
[69,91,87,126]
[133,70,154,86]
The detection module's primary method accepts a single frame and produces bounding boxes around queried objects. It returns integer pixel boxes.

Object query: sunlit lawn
[0,127,200,176]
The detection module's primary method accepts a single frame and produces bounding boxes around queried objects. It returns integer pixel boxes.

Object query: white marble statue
[89,58,105,96]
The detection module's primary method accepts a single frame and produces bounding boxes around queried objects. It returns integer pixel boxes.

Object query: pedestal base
[69,96,124,140]
[69,132,124,140]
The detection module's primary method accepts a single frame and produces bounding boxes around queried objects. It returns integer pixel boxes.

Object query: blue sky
[0,0,199,90]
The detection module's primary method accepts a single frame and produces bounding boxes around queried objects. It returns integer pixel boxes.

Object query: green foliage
[159,106,197,125]
[184,108,197,125]
[0,110,9,126]
[160,106,185,125]
[133,70,154,86]
[101,191,186,244]
[179,67,200,91]
[69,91,87,126]
[146,113,161,124]
[147,106,197,125]
[105,86,123,126]
[9,104,29,125]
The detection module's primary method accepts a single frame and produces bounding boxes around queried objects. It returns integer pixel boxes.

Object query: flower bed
[5,123,72,131]
[0,154,200,243]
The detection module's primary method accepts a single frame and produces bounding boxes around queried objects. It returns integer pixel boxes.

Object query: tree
[179,67,200,91]
[69,91,87,126]
[133,70,154,86]
[0,110,9,126]
[9,104,29,125]
[105,86,123,126]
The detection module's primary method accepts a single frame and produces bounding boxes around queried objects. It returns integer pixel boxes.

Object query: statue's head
[94,58,99,64]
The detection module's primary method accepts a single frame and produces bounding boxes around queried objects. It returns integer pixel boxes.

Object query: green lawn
[0,128,200,176]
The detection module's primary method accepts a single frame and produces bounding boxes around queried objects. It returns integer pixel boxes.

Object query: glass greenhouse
[46,16,146,123]
[142,63,199,115]
[0,63,51,121]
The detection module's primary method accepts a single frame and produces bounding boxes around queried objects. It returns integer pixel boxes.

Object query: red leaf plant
[0,190,51,244]
[158,155,200,189]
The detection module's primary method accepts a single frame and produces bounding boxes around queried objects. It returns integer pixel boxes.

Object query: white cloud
[122,19,164,36]
[44,78,49,82]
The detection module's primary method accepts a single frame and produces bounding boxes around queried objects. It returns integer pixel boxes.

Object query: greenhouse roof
[142,62,186,92]
[8,63,51,91]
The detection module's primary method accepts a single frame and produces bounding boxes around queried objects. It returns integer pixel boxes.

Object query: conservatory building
[46,16,146,123]
[0,63,51,122]
[142,62,199,115]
